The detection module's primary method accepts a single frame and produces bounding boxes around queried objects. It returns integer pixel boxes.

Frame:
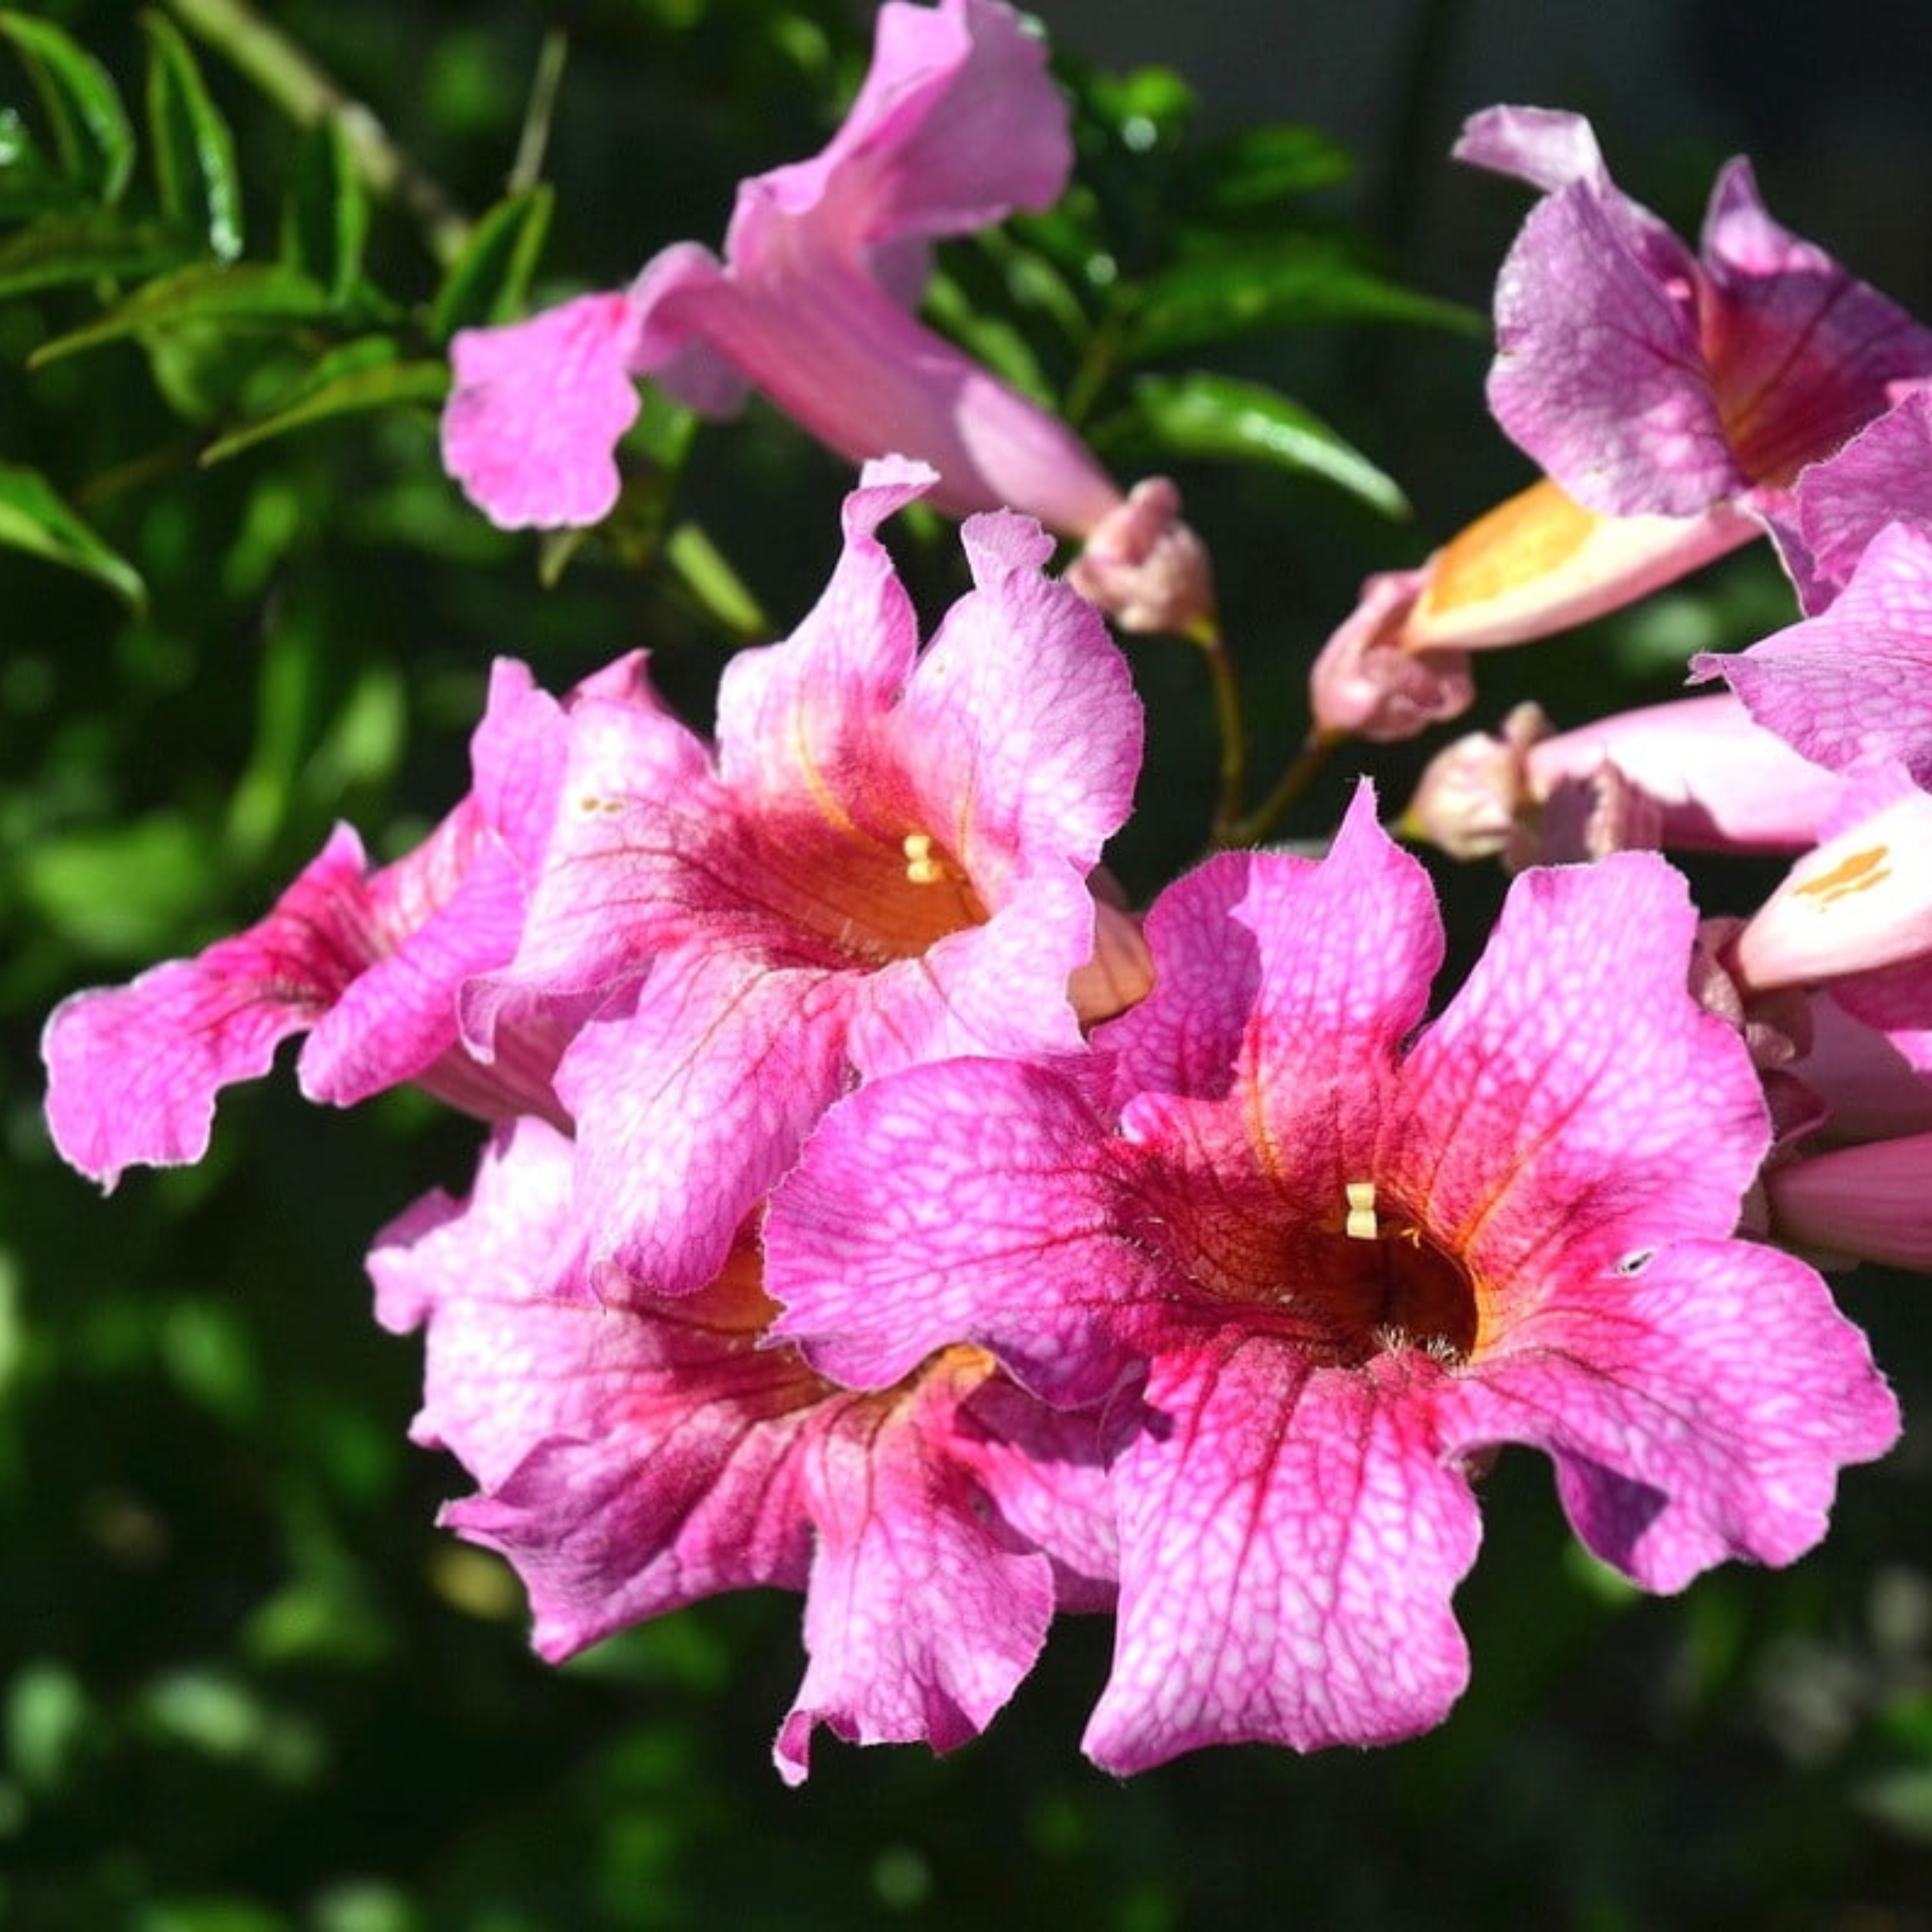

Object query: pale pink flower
[39,658,645,1187]
[440,0,1212,632]
[461,460,1143,1298]
[767,786,1897,1771]
[1402,694,1846,864]
[370,1117,1115,1783]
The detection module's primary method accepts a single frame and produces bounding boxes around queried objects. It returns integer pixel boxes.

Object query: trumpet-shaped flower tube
[441,0,1213,633]
[767,787,1897,1771]
[460,460,1143,1298]
[370,1117,1115,1784]
[1402,694,1846,864]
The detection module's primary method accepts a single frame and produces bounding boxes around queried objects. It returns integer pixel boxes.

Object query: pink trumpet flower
[1395,107,1932,661]
[459,460,1145,1300]
[370,1117,1116,1784]
[1401,693,1846,864]
[440,0,1212,633]
[767,787,1895,1771]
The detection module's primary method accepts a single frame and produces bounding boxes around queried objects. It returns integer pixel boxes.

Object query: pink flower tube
[441,0,1212,633]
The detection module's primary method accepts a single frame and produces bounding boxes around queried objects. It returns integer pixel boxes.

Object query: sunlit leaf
[0,10,136,203]
[142,10,243,260]
[0,461,147,609]
[200,342,449,463]
[29,262,338,364]
[428,184,554,342]
[1109,372,1409,519]
[280,116,367,305]
[1119,240,1481,361]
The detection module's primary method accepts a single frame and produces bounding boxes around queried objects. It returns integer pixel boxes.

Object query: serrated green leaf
[1120,242,1482,362]
[280,116,366,305]
[1105,373,1410,520]
[29,262,337,364]
[428,184,554,342]
[0,10,136,203]
[0,207,191,297]
[0,461,147,609]
[202,343,449,463]
[142,10,242,260]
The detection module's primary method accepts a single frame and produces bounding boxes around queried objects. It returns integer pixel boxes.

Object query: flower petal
[1440,1239,1898,1590]
[42,825,376,1187]
[1084,1337,1479,1770]
[442,293,642,530]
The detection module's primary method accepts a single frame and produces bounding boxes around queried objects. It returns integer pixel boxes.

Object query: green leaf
[1105,373,1410,520]
[201,341,449,463]
[30,262,338,364]
[1119,241,1481,362]
[0,461,147,609]
[141,10,243,260]
[0,10,136,203]
[280,116,367,305]
[428,184,554,342]
[0,207,191,299]
[1178,124,1354,217]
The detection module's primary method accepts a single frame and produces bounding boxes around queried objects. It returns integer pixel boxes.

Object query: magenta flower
[1461,105,1932,519]
[39,658,645,1187]
[461,460,1143,1298]
[441,0,1212,633]
[370,1116,1115,1783]
[767,787,1897,1771]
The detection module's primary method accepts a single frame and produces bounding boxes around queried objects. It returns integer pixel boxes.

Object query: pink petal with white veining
[1393,854,1769,1302]
[1084,1337,1480,1770]
[1693,521,1932,788]
[42,825,376,1187]
[560,943,855,1297]
[1781,390,1932,609]
[776,1358,1056,1784]
[767,1052,1153,1407]
[1439,1239,1898,1590]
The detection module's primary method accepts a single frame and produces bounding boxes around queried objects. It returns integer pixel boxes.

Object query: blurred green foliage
[1,3,1927,1928]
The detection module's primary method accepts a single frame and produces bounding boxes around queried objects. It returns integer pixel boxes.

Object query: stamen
[1344,1179,1379,1241]
[902,831,947,886]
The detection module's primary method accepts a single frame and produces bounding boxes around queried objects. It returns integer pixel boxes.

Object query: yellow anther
[1344,1180,1379,1241]
[902,831,946,886]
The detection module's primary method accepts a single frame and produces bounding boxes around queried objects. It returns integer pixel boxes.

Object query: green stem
[1219,730,1342,848]
[1191,617,1250,845]
[161,0,471,266]
[508,30,570,196]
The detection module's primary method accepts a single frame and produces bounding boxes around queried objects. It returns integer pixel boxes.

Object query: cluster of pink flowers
[43,1,1923,1781]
